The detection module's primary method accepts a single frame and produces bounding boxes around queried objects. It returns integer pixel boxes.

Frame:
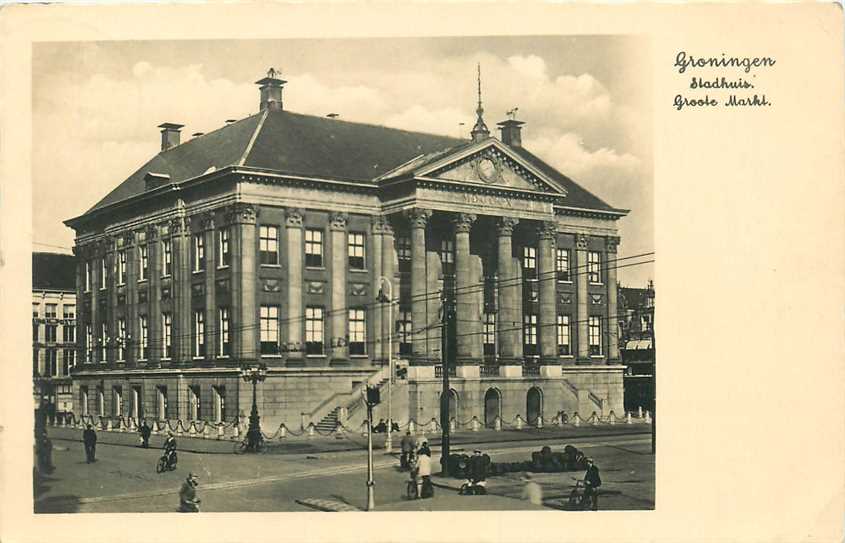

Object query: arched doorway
[527,387,543,425]
[439,388,459,425]
[484,388,501,428]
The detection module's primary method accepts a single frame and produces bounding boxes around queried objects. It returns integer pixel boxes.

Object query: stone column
[90,245,99,364]
[229,203,258,363]
[576,233,590,361]
[453,213,479,365]
[72,245,86,368]
[202,213,217,363]
[407,209,431,364]
[285,208,305,363]
[329,212,348,362]
[538,221,558,366]
[496,217,521,364]
[381,218,396,363]
[371,217,384,365]
[606,236,621,362]
[124,233,137,368]
[148,224,161,368]
[171,216,191,364]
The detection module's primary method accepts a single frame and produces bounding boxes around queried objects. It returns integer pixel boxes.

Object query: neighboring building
[619,281,655,412]
[33,252,78,420]
[64,70,630,430]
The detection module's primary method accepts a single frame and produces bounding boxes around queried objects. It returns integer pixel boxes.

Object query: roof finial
[267,67,278,79]
[471,62,490,142]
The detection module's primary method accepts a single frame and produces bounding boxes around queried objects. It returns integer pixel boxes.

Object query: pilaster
[606,236,621,362]
[576,233,589,362]
[285,208,305,363]
[201,213,217,363]
[148,224,161,368]
[227,203,258,363]
[407,208,431,365]
[329,212,348,363]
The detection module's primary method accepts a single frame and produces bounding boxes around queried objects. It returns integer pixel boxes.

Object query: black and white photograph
[30,35,654,514]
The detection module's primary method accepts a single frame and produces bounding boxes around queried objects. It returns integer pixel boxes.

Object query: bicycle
[156,450,178,473]
[567,478,595,510]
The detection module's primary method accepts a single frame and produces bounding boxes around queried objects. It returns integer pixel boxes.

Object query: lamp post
[240,363,267,452]
[364,385,380,510]
[377,277,394,454]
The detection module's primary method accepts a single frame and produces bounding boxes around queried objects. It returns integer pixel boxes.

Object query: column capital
[99,236,116,254]
[606,235,620,253]
[405,208,432,229]
[193,211,215,232]
[226,203,258,225]
[169,216,187,235]
[496,217,519,237]
[329,211,348,232]
[576,233,589,250]
[451,213,477,234]
[121,232,135,248]
[285,207,305,229]
[372,215,394,235]
[537,221,558,242]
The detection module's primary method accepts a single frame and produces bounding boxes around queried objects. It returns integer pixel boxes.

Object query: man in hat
[179,473,201,512]
[582,457,601,511]
[82,424,97,463]
[400,431,417,469]
[467,449,489,494]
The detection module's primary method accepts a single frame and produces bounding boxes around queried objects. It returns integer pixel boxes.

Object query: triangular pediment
[413,139,568,196]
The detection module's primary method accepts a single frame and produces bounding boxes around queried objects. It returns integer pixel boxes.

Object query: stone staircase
[315,407,341,432]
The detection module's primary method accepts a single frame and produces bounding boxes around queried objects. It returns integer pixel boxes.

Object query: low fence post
[279,424,287,438]
[515,415,523,430]
[471,417,480,432]
[645,410,652,424]
[494,416,502,432]
[626,411,632,424]
[536,415,543,429]
[573,412,581,427]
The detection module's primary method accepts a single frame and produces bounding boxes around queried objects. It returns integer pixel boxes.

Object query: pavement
[36,429,654,513]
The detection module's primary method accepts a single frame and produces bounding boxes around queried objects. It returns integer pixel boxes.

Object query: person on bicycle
[582,457,601,511]
[400,431,416,469]
[163,432,178,469]
[178,472,201,512]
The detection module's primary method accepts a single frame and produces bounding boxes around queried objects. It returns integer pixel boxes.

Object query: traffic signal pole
[440,298,455,475]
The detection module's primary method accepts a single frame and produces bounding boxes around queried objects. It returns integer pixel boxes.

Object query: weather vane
[506,107,519,120]
[267,67,279,79]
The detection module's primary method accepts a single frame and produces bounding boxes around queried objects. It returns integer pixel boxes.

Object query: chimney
[158,123,184,151]
[255,67,287,112]
[497,119,525,147]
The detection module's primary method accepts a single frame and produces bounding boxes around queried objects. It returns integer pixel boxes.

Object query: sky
[32,36,653,286]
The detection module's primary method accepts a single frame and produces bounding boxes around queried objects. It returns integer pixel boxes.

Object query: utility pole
[364,385,380,510]
[440,291,456,475]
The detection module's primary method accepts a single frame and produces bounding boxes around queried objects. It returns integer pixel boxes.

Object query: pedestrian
[522,474,543,506]
[139,421,152,448]
[82,424,97,463]
[582,457,602,511]
[416,442,432,499]
[178,472,201,512]
[400,431,417,469]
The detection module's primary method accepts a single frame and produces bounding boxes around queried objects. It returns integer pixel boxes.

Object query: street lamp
[364,385,381,510]
[376,277,395,454]
[240,363,268,452]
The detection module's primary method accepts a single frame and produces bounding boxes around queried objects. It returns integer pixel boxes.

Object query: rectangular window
[117,250,127,285]
[85,324,93,362]
[557,314,571,356]
[556,248,571,281]
[398,310,412,356]
[523,246,537,279]
[589,316,602,356]
[97,387,105,416]
[260,305,280,356]
[113,386,122,416]
[193,233,205,272]
[259,225,279,265]
[138,245,148,281]
[100,258,108,289]
[117,318,126,361]
[348,232,366,270]
[483,313,496,357]
[63,305,75,319]
[157,386,168,420]
[218,228,231,267]
[48,349,58,376]
[100,322,107,362]
[588,251,602,283]
[132,385,143,420]
[33,321,39,342]
[213,386,226,423]
[218,307,231,357]
[63,323,75,343]
[161,239,172,277]
[348,308,366,356]
[33,348,39,376]
[32,303,39,318]
[305,307,324,356]
[440,239,455,271]
[523,313,538,356]
[304,228,324,267]
[194,310,205,358]
[85,261,92,292]
[80,386,89,416]
[63,349,75,375]
[138,316,148,360]
[45,323,57,343]
[188,386,200,420]
[396,235,411,263]
[162,313,172,359]
[46,304,57,318]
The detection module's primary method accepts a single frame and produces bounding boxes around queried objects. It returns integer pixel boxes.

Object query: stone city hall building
[65,70,629,431]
